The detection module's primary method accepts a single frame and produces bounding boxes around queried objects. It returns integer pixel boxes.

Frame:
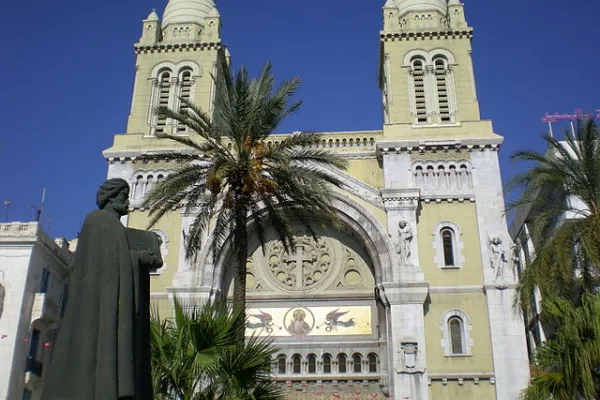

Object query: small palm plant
[144,59,347,314]
[150,300,281,400]
[520,294,600,400]
[507,120,600,315]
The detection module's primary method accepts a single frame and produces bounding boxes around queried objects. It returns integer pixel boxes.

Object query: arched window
[134,175,144,200]
[155,70,172,133]
[150,229,168,275]
[442,229,455,266]
[433,221,464,269]
[434,57,451,123]
[277,355,286,374]
[307,354,317,373]
[438,165,446,189]
[440,310,473,356]
[338,354,347,373]
[411,58,427,123]
[449,317,464,354]
[177,69,193,132]
[426,165,435,189]
[292,354,301,374]
[323,354,332,374]
[459,164,471,188]
[415,165,424,187]
[146,175,154,195]
[353,354,362,373]
[368,354,378,373]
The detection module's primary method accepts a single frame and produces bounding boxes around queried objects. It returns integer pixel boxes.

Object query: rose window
[266,231,333,291]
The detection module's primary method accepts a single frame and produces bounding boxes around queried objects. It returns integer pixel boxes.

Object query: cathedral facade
[103,0,530,399]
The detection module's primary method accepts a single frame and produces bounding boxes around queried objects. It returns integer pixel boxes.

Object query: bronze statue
[43,178,162,400]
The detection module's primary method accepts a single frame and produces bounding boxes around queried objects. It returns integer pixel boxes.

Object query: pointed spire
[146,9,159,21]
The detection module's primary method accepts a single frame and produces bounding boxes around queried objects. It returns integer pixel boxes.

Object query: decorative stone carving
[266,230,333,291]
[487,235,512,284]
[402,343,418,368]
[396,342,425,373]
[396,220,413,265]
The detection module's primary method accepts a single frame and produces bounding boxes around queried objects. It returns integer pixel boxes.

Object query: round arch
[200,194,395,294]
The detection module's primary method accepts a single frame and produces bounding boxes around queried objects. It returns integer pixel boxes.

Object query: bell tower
[379,0,483,137]
[126,0,226,136]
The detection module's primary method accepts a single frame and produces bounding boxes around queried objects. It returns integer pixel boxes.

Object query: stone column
[470,146,529,400]
[380,284,429,400]
[380,184,429,400]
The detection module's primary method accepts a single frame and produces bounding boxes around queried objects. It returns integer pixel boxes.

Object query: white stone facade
[0,222,72,400]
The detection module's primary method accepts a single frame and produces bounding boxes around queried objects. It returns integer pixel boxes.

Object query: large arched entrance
[222,220,389,399]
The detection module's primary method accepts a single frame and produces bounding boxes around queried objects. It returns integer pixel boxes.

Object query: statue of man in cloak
[42,178,162,400]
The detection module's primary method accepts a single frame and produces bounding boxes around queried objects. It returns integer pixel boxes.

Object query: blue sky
[1,0,599,239]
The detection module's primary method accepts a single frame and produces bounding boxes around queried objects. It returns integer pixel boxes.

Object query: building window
[411,58,427,123]
[307,354,317,373]
[449,317,464,354]
[177,70,193,132]
[353,354,362,373]
[368,354,378,373]
[440,310,473,356]
[277,355,286,374]
[433,221,464,269]
[405,50,457,125]
[155,70,172,134]
[292,354,301,374]
[40,269,50,293]
[149,229,168,275]
[442,229,455,266]
[29,329,41,360]
[323,354,332,373]
[338,354,347,373]
[434,57,451,122]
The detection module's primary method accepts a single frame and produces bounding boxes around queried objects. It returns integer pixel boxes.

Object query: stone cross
[289,243,315,289]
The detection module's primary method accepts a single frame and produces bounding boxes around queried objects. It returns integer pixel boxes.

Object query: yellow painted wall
[417,202,484,286]
[347,159,384,189]
[425,292,494,373]
[429,382,496,400]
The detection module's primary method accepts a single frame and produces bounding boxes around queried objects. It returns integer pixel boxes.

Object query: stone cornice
[134,41,222,54]
[377,137,503,156]
[380,28,473,42]
[429,285,483,294]
[428,372,495,385]
[421,195,475,204]
[103,149,376,163]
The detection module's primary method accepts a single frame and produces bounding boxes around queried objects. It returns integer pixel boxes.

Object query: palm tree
[520,294,600,400]
[143,60,347,314]
[507,120,600,315]
[151,300,281,400]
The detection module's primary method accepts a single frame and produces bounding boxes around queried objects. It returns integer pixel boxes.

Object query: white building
[509,141,588,357]
[0,222,72,400]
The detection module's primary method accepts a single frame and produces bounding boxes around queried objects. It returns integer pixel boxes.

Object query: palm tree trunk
[232,203,248,320]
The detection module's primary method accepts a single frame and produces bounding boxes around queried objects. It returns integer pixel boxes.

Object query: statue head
[492,237,502,246]
[399,220,407,229]
[96,178,130,216]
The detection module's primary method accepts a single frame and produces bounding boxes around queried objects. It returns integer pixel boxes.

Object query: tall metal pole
[3,201,10,222]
